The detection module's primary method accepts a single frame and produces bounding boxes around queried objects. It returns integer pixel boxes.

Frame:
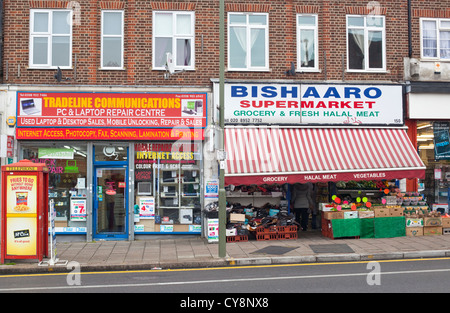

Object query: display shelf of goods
[336,180,387,190]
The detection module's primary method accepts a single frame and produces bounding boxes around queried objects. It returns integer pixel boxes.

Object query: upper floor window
[347,15,385,71]
[153,11,195,71]
[228,12,268,71]
[421,18,450,60]
[29,9,72,69]
[101,10,124,69]
[297,14,318,71]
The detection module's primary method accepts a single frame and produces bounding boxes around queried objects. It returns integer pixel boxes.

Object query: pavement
[2,229,450,274]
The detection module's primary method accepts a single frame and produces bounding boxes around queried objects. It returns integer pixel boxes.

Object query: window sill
[99,67,126,71]
[420,58,450,62]
[297,68,321,73]
[153,67,195,71]
[226,68,271,72]
[28,66,72,70]
[346,69,389,74]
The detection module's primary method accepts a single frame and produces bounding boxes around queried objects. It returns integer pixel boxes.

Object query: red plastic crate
[256,232,278,241]
[278,225,298,233]
[226,235,248,243]
[277,232,298,240]
[256,225,278,233]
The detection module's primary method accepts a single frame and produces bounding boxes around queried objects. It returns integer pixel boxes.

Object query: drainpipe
[0,0,3,82]
[408,0,412,58]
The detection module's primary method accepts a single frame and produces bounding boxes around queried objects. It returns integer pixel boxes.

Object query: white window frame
[101,10,124,70]
[152,11,195,71]
[227,12,269,71]
[346,15,386,72]
[296,14,319,72]
[29,9,73,69]
[420,18,450,60]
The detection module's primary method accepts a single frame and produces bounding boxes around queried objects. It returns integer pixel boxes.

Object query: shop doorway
[93,166,128,240]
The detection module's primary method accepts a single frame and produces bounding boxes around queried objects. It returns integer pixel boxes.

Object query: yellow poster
[6,175,37,214]
[5,175,38,256]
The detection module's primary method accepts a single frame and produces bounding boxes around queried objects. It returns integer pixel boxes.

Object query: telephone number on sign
[225,118,262,123]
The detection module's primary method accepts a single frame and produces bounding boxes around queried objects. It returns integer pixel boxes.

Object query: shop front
[215,82,426,240]
[407,82,450,214]
[15,90,208,241]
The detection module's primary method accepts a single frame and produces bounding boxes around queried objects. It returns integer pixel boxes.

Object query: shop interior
[22,144,88,230]
[417,121,450,212]
[223,177,440,241]
[133,142,202,233]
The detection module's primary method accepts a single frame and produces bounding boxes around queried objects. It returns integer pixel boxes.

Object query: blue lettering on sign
[302,86,382,99]
[231,85,383,99]
[231,85,299,98]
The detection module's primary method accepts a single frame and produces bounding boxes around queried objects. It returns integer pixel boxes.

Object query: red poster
[16,92,207,140]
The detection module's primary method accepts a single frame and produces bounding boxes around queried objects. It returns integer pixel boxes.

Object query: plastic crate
[278,225,298,233]
[256,225,278,233]
[256,232,278,241]
[226,235,248,243]
[277,232,298,240]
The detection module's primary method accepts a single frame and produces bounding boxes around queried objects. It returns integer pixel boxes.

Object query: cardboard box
[442,218,450,227]
[406,218,423,227]
[389,207,404,217]
[424,216,442,227]
[55,221,68,228]
[137,219,155,232]
[323,211,344,220]
[406,227,423,237]
[373,207,389,218]
[358,210,374,219]
[229,213,245,223]
[423,226,442,236]
[344,211,358,219]
[173,224,190,232]
[443,228,450,235]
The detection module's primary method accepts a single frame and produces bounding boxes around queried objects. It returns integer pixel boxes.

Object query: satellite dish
[54,67,71,82]
[54,67,63,82]
[286,62,296,76]
[164,52,185,79]
[165,52,175,74]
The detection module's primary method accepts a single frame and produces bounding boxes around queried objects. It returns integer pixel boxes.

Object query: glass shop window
[94,144,128,162]
[134,142,202,233]
[23,145,88,232]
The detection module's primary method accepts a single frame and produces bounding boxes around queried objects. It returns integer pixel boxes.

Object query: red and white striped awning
[224,127,425,186]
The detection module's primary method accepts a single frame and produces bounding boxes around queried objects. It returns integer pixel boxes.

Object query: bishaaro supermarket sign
[219,83,403,126]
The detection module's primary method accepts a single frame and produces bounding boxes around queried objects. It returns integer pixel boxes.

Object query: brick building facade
[0,1,446,241]
[1,0,411,85]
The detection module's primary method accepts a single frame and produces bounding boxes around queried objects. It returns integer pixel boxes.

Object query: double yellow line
[1,257,450,278]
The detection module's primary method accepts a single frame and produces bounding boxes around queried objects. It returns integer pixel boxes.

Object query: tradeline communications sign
[16,92,207,140]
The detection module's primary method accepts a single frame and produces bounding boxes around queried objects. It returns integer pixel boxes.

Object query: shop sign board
[15,92,207,140]
[219,83,403,126]
[38,148,74,159]
[226,168,424,187]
